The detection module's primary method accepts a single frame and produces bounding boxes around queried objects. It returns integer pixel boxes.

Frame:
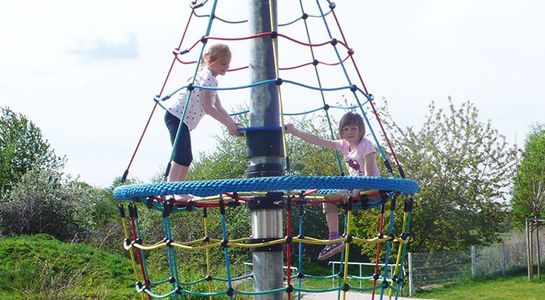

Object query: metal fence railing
[407,230,545,296]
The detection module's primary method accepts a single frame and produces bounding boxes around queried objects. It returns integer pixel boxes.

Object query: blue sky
[1,0,544,187]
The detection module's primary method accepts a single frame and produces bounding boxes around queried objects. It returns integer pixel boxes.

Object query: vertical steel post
[408,252,413,297]
[247,1,284,299]
[471,245,477,279]
[536,217,541,279]
[500,243,506,276]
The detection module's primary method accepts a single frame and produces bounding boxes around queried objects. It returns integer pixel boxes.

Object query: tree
[0,168,93,240]
[355,98,518,253]
[0,107,64,198]
[0,107,117,241]
[511,124,545,226]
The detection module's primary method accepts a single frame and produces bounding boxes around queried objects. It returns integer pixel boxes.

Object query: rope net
[115,1,419,299]
[116,176,417,299]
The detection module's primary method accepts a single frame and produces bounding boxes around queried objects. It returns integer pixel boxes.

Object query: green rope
[297,0,345,175]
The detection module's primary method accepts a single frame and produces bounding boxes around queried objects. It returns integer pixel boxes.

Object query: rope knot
[286,285,293,293]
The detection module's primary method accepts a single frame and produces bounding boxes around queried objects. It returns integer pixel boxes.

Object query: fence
[408,250,471,295]
[328,261,397,288]
[407,230,545,296]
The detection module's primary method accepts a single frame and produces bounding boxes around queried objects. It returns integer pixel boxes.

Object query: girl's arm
[202,90,241,136]
[285,123,337,150]
[363,151,376,176]
[214,94,233,120]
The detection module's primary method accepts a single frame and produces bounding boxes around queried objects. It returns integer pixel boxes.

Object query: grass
[2,234,544,299]
[0,234,136,299]
[415,274,545,300]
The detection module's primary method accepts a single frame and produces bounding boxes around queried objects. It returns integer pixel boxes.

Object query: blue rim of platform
[113,176,419,200]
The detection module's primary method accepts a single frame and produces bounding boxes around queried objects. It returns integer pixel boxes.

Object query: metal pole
[526,218,529,279]
[247,1,284,299]
[529,218,534,279]
[471,246,477,279]
[526,218,531,279]
[359,264,362,288]
[408,252,413,297]
[500,243,506,276]
[536,217,541,279]
[331,262,335,288]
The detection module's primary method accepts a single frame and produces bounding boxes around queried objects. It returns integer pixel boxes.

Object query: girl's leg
[325,212,339,239]
[318,203,345,260]
[167,161,189,182]
[167,161,192,201]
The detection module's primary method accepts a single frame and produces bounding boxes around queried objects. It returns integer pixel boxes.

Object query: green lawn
[415,274,545,300]
[0,234,136,299]
[2,234,544,300]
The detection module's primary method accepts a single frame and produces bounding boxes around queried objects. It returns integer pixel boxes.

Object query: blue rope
[380,202,398,299]
[114,176,420,200]
[219,201,234,300]
[162,212,182,300]
[297,202,305,300]
[167,0,220,177]
[191,7,333,26]
[159,79,370,102]
[158,96,368,118]
[314,0,392,173]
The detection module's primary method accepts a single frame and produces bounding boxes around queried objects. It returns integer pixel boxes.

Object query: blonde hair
[201,43,231,67]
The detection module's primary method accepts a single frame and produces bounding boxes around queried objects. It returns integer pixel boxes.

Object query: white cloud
[69,32,139,60]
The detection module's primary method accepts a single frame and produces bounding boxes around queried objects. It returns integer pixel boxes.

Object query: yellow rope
[123,234,408,251]
[120,215,145,300]
[150,190,383,207]
[341,210,353,300]
[203,210,212,300]
[267,0,289,167]
[389,212,408,299]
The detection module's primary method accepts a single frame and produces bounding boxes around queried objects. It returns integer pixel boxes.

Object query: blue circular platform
[113,176,419,200]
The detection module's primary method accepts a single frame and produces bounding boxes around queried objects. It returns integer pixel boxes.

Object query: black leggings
[164,111,192,166]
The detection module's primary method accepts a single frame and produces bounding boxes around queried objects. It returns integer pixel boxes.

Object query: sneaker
[317,242,345,261]
[173,194,193,204]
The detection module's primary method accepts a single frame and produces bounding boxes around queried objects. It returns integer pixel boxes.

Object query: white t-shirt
[167,69,217,131]
[334,137,380,177]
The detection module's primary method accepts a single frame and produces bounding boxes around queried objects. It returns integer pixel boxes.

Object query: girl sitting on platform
[285,111,380,260]
[165,43,242,201]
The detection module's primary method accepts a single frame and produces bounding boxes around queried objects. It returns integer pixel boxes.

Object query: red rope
[371,211,385,300]
[206,32,272,41]
[122,9,196,181]
[130,213,151,300]
[285,197,293,300]
[330,9,404,177]
[174,53,350,72]
[277,33,350,49]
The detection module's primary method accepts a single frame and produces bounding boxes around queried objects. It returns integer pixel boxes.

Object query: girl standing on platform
[165,43,241,200]
[286,111,380,260]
